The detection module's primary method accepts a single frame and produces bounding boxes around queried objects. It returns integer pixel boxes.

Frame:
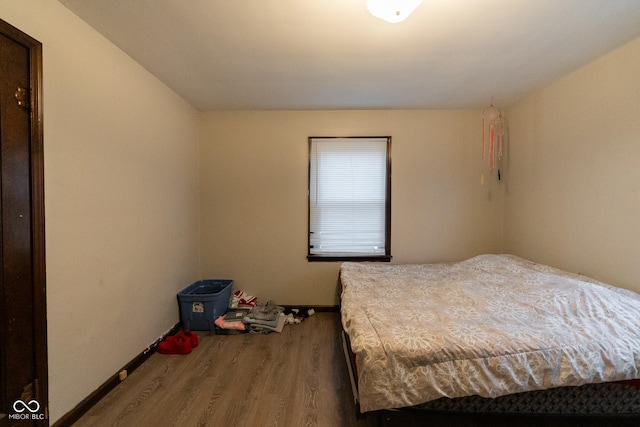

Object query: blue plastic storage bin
[178,279,233,331]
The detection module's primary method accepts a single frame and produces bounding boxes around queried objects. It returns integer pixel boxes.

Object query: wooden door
[0,19,47,426]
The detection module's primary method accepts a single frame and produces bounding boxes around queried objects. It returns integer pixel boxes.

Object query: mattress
[339,254,640,412]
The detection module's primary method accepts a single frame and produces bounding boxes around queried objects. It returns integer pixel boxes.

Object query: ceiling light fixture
[366,0,424,23]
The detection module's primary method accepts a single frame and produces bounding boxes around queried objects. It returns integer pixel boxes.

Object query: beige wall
[199,110,504,306]
[504,36,640,293]
[0,1,200,423]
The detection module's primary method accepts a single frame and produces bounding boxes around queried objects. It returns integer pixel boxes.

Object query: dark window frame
[307,136,392,262]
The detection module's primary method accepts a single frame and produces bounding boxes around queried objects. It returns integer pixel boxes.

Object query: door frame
[0,18,47,424]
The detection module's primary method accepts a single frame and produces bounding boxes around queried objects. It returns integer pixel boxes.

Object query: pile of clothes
[215,300,284,334]
[242,300,286,334]
[231,290,257,308]
[216,296,315,334]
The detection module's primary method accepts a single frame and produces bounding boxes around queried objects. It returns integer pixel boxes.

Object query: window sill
[307,255,392,262]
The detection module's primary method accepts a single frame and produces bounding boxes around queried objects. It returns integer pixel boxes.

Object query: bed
[339,254,640,414]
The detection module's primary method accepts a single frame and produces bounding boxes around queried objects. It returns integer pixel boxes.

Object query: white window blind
[309,137,390,257]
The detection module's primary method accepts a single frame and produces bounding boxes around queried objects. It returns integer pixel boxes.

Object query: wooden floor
[73,313,371,427]
[72,313,638,427]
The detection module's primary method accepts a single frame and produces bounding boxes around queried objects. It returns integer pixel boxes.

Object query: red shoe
[158,335,192,354]
[178,330,199,348]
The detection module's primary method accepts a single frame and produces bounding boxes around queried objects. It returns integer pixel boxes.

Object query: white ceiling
[59,0,640,111]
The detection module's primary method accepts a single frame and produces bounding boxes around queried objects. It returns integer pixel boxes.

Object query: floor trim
[52,323,181,427]
[281,304,338,312]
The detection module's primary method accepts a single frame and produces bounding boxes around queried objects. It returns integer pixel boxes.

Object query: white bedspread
[340,254,640,412]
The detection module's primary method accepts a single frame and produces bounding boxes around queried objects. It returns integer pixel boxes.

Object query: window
[308,136,391,261]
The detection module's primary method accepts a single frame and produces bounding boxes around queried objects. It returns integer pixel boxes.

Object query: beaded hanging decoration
[482,98,505,170]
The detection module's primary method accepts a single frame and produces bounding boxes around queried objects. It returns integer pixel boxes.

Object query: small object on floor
[283,307,315,324]
[158,334,192,355]
[158,330,198,354]
[179,330,199,348]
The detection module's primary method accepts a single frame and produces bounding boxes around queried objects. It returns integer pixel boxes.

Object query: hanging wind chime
[482,97,505,171]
